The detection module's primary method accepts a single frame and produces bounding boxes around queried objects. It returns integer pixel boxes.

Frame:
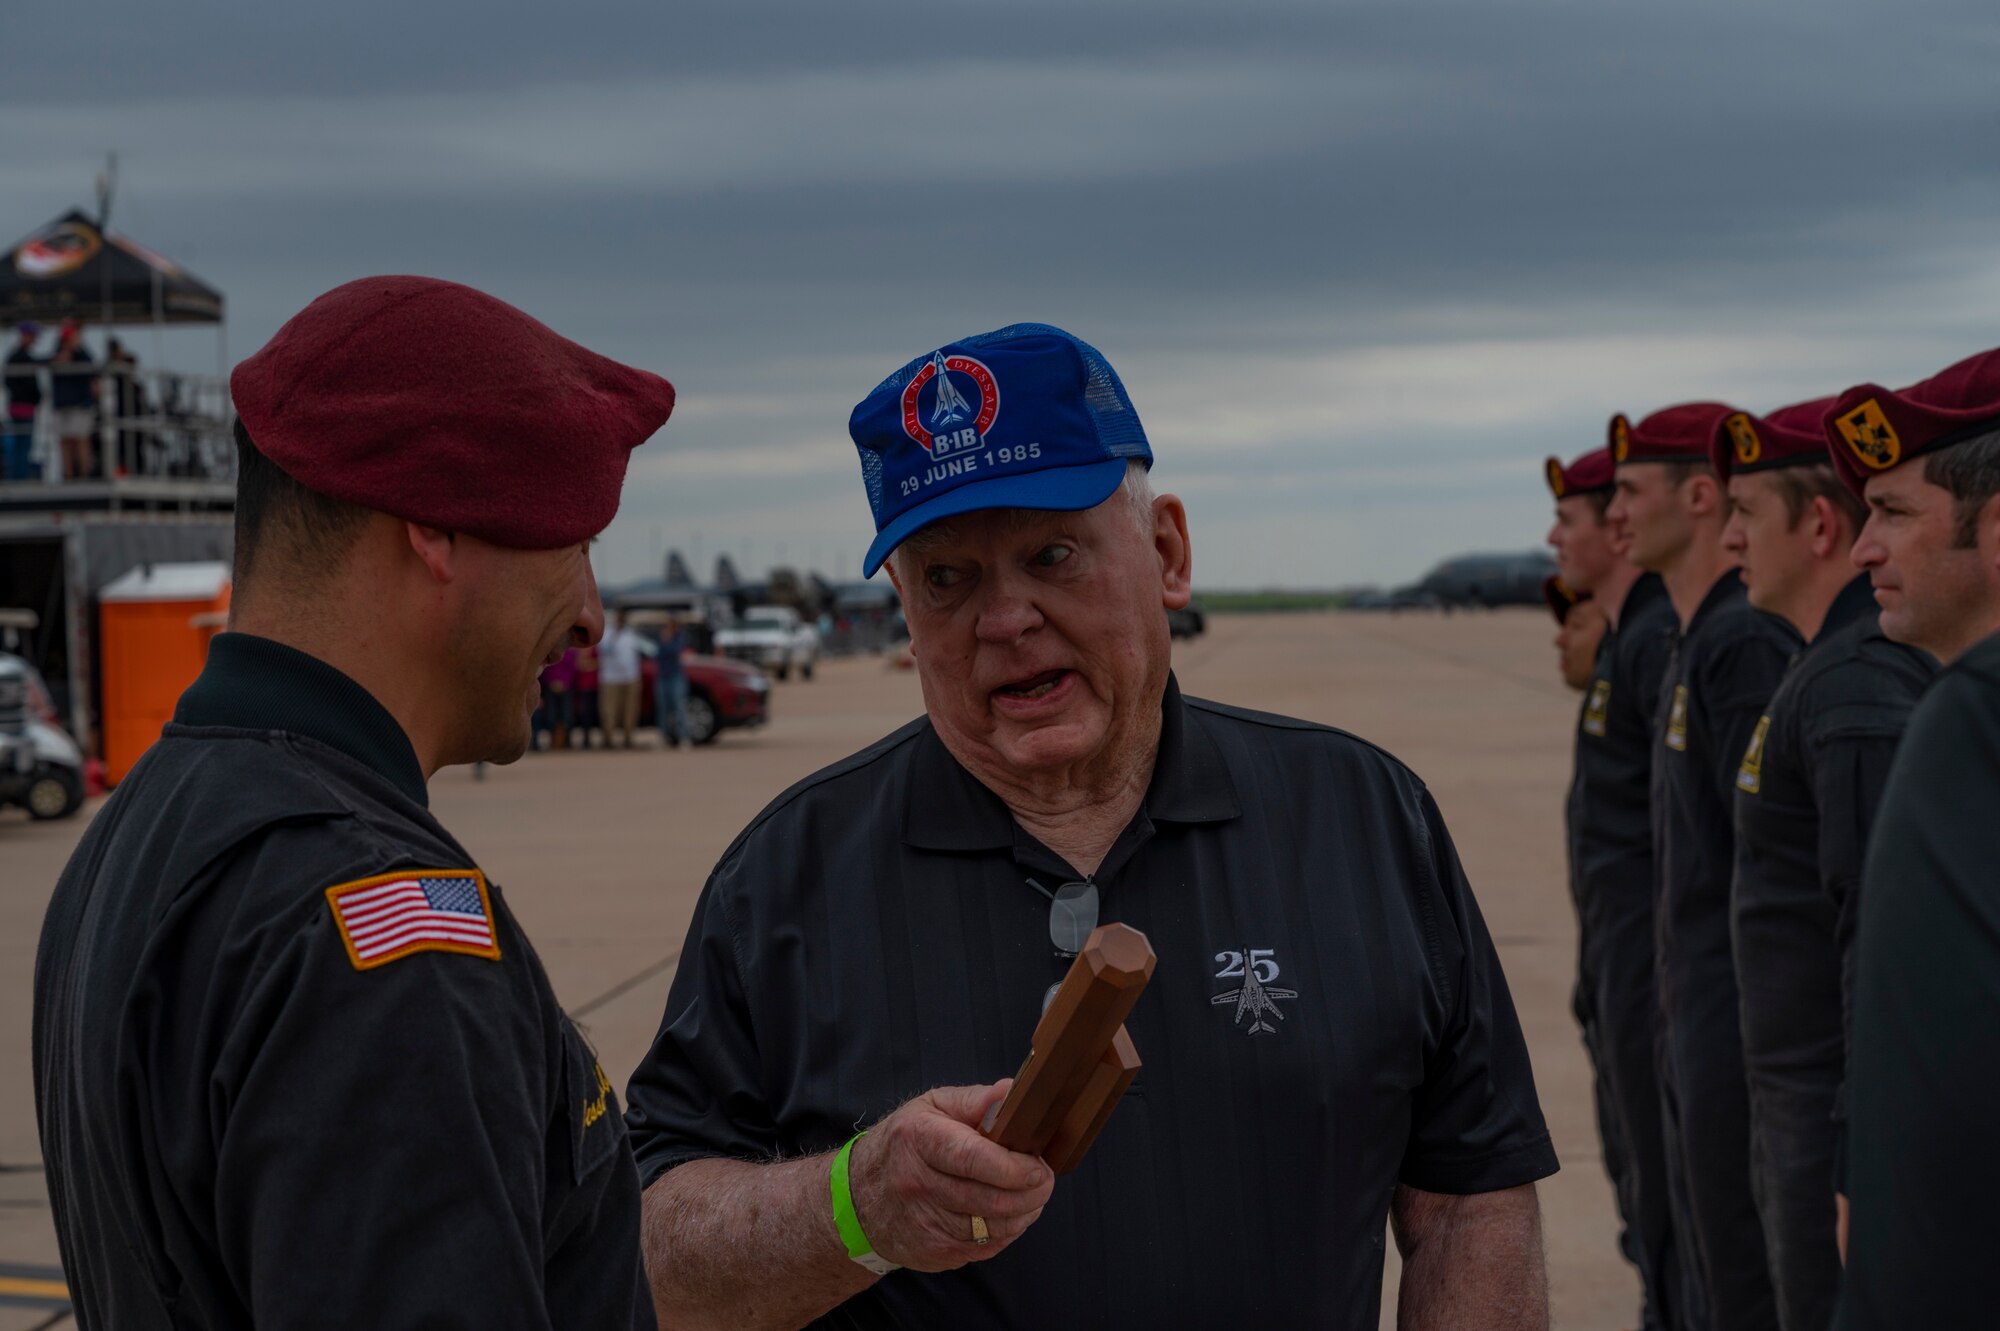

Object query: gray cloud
[5,0,1998,586]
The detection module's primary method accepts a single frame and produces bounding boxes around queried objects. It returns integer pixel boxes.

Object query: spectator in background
[542,646,578,750]
[50,319,98,481]
[653,614,690,748]
[598,610,643,749]
[574,640,601,749]
[4,322,45,481]
[106,338,149,476]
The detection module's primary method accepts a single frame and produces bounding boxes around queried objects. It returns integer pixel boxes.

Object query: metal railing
[2,364,235,486]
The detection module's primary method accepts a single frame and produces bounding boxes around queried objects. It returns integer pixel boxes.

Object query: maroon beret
[1611,402,1737,465]
[1824,347,2000,497]
[1543,574,1587,625]
[1707,397,1837,484]
[231,276,675,549]
[1544,447,1615,499]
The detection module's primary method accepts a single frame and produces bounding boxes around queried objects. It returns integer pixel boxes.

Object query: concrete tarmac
[0,610,1638,1329]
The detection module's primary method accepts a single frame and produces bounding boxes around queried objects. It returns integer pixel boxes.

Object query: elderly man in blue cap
[625,324,1557,1330]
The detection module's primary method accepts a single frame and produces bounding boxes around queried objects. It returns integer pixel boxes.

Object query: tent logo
[901,352,999,460]
[16,221,102,280]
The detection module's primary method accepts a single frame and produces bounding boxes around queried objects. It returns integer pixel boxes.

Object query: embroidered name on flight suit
[1665,685,1689,752]
[1737,715,1772,794]
[1582,679,1611,737]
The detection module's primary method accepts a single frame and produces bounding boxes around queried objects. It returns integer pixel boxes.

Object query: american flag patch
[325,869,502,971]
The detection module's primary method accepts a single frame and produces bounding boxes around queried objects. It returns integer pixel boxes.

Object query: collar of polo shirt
[901,674,1241,853]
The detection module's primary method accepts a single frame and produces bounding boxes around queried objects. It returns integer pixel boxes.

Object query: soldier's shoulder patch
[1665,684,1690,752]
[1582,678,1611,737]
[324,868,502,971]
[1736,714,1772,793]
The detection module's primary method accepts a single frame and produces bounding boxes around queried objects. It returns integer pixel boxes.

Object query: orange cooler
[98,561,231,785]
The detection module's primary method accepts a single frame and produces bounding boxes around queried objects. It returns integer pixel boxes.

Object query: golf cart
[0,610,86,820]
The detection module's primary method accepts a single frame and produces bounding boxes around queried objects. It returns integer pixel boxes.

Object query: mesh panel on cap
[964,322,1151,460]
[859,447,885,514]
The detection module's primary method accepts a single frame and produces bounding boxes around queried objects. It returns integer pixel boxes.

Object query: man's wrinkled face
[1608,464,1693,573]
[889,490,1189,785]
[1722,472,1815,620]
[1851,467,1989,658]
[443,536,604,764]
[1546,495,1622,595]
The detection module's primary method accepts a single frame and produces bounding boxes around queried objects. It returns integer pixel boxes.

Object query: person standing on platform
[4,322,45,481]
[49,318,97,481]
[599,609,644,749]
[1608,402,1797,1331]
[1547,444,1685,1331]
[1823,349,2000,1331]
[1709,399,1934,1331]
[32,275,676,1328]
[653,613,690,747]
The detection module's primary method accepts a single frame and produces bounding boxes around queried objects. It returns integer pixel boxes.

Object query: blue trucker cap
[849,323,1153,577]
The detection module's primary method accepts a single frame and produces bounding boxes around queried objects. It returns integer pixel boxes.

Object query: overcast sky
[7,1,1998,588]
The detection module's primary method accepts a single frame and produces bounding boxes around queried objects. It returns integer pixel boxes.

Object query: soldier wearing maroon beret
[1609,402,1797,1331]
[1826,349,2000,1331]
[33,277,674,1330]
[1546,445,1686,1331]
[1709,399,1934,1331]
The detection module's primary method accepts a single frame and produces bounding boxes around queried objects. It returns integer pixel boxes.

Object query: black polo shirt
[33,633,654,1331]
[1567,571,1676,974]
[1836,630,2000,1331]
[1731,577,1933,1150]
[624,676,1557,1329]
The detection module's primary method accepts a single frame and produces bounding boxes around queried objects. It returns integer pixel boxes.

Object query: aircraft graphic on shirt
[1211,962,1299,1036]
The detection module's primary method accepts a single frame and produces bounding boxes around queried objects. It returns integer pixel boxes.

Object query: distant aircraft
[1417,550,1557,610]
[712,555,741,594]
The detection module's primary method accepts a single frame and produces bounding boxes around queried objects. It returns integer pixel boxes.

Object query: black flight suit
[1835,630,2000,1331]
[1652,569,1798,1331]
[1568,572,1686,1331]
[1731,576,1933,1331]
[32,633,655,1331]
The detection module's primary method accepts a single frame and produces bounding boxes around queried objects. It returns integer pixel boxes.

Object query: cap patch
[326,868,501,971]
[1612,415,1632,463]
[1546,457,1566,497]
[1727,413,1762,466]
[902,352,1000,458]
[1836,398,1902,471]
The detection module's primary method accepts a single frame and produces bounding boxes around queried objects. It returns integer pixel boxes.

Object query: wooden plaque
[982,922,1155,1175]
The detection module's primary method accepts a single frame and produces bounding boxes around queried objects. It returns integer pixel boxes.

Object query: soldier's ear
[1978,493,2000,577]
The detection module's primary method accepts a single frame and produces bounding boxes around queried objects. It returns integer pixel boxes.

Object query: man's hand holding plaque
[981,922,1156,1172]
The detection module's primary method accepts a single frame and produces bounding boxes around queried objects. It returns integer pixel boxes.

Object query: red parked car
[634,637,770,744]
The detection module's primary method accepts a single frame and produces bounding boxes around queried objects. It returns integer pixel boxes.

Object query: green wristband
[831,1131,899,1275]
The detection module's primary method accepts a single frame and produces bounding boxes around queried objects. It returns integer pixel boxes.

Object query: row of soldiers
[1541,347,2000,1331]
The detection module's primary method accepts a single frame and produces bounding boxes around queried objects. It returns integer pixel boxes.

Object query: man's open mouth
[995,669,1070,701]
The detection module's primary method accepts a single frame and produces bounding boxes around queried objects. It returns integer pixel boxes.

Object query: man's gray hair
[890,460,1155,578]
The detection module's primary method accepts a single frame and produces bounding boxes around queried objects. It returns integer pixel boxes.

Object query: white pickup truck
[712,605,821,681]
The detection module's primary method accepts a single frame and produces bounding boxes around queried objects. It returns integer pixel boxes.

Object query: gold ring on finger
[970,1214,990,1245]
